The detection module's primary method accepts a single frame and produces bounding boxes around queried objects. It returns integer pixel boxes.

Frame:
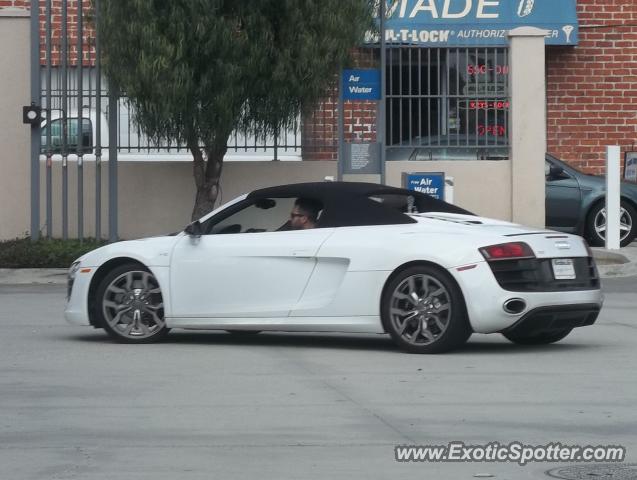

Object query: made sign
[343,69,381,101]
[375,0,578,46]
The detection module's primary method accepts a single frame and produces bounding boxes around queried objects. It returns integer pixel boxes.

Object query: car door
[169,197,334,318]
[545,160,582,230]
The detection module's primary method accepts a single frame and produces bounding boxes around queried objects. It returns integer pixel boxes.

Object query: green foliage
[0,238,107,269]
[96,0,375,146]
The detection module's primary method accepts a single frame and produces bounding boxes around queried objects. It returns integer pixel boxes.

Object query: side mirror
[549,164,565,177]
[184,220,203,237]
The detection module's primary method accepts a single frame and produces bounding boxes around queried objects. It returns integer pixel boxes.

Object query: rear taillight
[479,242,535,261]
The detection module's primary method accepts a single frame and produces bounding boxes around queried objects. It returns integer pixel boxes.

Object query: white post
[605,145,621,250]
[508,27,548,228]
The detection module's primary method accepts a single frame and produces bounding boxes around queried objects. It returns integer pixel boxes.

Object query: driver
[289,198,322,230]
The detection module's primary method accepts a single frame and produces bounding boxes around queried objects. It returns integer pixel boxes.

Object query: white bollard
[605,145,621,250]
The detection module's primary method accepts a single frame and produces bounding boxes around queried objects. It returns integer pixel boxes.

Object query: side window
[208,198,298,234]
[369,194,414,213]
[41,117,93,154]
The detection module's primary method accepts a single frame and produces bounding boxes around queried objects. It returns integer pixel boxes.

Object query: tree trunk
[189,139,228,221]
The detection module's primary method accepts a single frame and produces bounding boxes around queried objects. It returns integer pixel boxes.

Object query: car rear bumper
[450,261,603,334]
[500,304,601,337]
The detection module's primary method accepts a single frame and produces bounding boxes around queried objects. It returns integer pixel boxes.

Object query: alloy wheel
[102,270,165,340]
[388,274,452,346]
[593,206,633,242]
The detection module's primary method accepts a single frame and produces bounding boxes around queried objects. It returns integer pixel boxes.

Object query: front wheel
[502,329,572,345]
[96,263,170,343]
[381,265,471,354]
[586,201,637,247]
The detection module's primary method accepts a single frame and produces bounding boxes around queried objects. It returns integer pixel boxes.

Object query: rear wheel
[502,329,572,345]
[381,265,471,354]
[586,201,637,247]
[96,264,170,343]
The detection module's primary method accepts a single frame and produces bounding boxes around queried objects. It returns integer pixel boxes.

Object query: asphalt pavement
[0,277,635,480]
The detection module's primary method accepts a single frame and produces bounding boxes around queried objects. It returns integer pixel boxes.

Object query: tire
[586,201,637,247]
[95,263,170,343]
[381,265,471,354]
[502,328,572,345]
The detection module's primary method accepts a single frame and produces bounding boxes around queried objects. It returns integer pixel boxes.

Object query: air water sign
[379,0,578,46]
[404,173,446,200]
[343,70,381,101]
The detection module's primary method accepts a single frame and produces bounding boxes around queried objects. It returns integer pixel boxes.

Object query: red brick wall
[0,0,28,7]
[1,0,95,66]
[547,0,637,174]
[302,48,379,161]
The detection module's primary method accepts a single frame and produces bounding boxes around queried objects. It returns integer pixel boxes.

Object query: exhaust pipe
[503,298,527,315]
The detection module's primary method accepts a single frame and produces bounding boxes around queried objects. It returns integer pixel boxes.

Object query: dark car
[546,154,637,247]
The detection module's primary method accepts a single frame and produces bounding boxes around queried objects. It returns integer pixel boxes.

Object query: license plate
[552,258,576,280]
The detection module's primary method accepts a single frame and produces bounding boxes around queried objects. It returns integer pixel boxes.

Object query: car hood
[76,235,180,268]
[577,173,637,195]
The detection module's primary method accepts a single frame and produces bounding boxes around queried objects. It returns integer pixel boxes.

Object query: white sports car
[65,182,603,353]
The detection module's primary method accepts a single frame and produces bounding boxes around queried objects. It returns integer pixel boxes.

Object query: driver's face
[290,206,310,229]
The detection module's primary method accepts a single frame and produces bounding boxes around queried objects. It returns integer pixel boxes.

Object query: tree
[95,0,375,220]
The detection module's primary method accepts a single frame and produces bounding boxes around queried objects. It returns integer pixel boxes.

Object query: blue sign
[377,0,578,46]
[343,69,381,101]
[404,172,446,200]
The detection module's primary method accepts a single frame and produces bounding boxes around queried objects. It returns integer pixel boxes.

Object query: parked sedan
[546,154,637,247]
[65,182,602,354]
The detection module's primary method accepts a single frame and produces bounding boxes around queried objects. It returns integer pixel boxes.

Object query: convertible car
[65,182,603,353]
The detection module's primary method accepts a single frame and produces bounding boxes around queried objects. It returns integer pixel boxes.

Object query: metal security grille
[385,46,510,162]
[33,0,302,242]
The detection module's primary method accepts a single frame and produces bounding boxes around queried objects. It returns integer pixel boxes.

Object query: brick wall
[0,0,28,7]
[547,0,637,174]
[302,48,379,161]
[1,0,95,66]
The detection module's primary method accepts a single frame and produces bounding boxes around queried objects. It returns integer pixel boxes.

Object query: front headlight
[68,260,82,280]
[67,261,81,300]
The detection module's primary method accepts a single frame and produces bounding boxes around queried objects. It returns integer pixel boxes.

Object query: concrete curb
[0,268,67,285]
[592,245,637,278]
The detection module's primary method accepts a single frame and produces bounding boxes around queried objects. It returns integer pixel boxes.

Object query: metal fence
[385,46,510,161]
[31,0,303,242]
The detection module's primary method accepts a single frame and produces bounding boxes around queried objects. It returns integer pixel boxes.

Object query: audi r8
[65,182,603,353]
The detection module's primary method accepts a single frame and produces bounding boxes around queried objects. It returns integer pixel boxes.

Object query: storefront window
[386,47,509,161]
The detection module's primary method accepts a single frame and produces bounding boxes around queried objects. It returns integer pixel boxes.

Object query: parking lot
[1,277,636,480]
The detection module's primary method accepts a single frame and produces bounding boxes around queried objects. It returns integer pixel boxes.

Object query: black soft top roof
[246,182,473,228]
